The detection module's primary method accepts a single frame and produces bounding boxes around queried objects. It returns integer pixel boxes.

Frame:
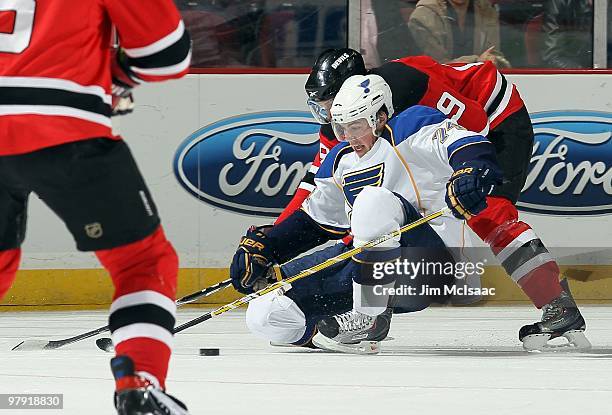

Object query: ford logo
[518,111,612,215]
[174,111,320,216]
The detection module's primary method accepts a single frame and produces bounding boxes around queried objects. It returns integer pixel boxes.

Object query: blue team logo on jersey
[173,111,319,216]
[517,111,612,215]
[342,163,385,207]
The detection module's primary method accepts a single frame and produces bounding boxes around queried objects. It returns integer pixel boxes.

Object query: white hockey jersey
[303,106,493,248]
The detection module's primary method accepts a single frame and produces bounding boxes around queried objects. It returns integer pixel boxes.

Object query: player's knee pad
[95,226,178,299]
[351,187,405,247]
[246,293,307,344]
[0,249,20,300]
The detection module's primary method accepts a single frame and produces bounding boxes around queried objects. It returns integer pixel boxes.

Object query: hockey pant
[0,139,178,389]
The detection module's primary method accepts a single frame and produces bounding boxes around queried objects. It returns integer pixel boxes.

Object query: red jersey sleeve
[104,0,192,82]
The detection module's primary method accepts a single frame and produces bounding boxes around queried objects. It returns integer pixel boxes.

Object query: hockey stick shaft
[171,207,449,334]
[12,278,232,350]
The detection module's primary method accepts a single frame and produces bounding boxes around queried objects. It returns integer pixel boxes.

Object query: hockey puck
[199,348,220,356]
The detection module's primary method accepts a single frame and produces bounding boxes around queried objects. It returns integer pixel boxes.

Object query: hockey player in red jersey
[0,1,191,413]
[285,49,588,351]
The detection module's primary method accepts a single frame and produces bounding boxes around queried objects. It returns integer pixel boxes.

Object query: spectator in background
[361,0,421,68]
[176,0,266,67]
[408,0,511,67]
[542,0,594,68]
[177,0,243,67]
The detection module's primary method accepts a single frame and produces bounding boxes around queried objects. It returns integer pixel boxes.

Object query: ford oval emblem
[518,111,612,215]
[174,111,320,216]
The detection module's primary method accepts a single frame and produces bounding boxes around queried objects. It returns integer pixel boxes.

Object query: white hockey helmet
[330,74,394,141]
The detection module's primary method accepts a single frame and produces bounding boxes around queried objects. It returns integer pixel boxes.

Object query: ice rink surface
[2,306,612,415]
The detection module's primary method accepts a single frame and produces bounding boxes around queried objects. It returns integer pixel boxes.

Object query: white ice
[1,306,612,415]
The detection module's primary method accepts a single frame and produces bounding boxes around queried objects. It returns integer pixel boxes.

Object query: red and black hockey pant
[0,138,177,388]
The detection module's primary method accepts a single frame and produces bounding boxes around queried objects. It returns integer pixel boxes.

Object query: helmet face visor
[307,98,333,124]
[331,117,372,142]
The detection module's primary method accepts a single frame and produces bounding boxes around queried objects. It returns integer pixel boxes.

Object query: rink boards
[2,73,611,309]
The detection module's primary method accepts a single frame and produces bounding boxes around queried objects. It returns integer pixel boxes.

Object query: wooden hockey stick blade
[11,324,112,351]
[11,340,53,351]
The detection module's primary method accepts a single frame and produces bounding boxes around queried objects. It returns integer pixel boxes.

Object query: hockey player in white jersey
[229,74,514,353]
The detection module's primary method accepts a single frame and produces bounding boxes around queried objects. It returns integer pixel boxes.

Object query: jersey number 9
[0,0,36,54]
[436,92,466,122]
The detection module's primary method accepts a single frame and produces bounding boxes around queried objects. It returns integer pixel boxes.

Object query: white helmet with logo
[330,74,394,141]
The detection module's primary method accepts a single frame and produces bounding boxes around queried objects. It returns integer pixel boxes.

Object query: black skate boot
[312,308,392,354]
[111,356,189,415]
[519,279,591,352]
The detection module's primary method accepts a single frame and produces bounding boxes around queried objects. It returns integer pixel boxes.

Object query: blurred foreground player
[291,49,590,351]
[231,74,502,353]
[0,1,191,413]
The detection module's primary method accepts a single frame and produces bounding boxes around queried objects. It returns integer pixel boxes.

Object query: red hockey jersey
[397,56,525,131]
[276,55,525,224]
[0,0,191,155]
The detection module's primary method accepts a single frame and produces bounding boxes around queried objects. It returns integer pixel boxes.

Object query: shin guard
[468,197,562,308]
[96,226,178,389]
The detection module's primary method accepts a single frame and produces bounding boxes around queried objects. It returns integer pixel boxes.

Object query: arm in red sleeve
[104,0,192,83]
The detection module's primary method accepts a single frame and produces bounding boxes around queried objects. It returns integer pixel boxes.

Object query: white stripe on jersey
[444,62,484,71]
[131,51,192,76]
[110,290,177,316]
[478,122,489,137]
[0,76,111,104]
[483,70,503,113]
[309,164,319,174]
[0,105,111,127]
[298,182,316,192]
[489,81,514,125]
[124,21,186,58]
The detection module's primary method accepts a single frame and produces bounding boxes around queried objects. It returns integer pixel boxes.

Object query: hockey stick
[96,207,449,352]
[11,278,232,351]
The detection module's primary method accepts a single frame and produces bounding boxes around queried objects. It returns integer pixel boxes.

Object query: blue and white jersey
[302,105,493,248]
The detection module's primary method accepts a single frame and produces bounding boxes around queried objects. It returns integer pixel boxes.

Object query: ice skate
[519,279,591,352]
[111,356,190,415]
[269,327,319,349]
[312,308,392,354]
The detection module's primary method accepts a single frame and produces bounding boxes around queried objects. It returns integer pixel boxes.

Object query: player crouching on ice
[229,74,589,354]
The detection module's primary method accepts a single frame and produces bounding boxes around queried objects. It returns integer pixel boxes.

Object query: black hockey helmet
[305,48,366,124]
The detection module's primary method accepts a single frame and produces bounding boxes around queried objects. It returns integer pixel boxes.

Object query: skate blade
[312,333,380,355]
[270,336,394,348]
[522,330,592,352]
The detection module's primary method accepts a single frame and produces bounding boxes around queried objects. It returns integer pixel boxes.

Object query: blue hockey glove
[445,160,503,220]
[230,226,279,294]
